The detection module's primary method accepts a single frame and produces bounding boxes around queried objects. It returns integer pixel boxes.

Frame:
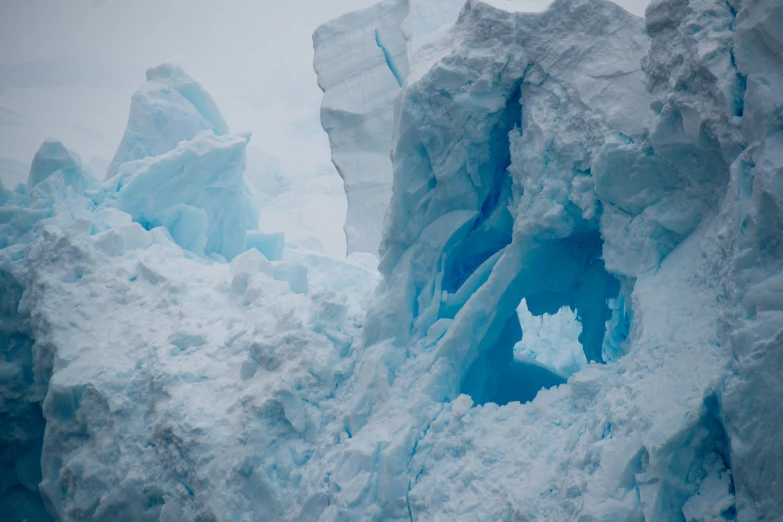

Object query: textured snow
[0,0,782,520]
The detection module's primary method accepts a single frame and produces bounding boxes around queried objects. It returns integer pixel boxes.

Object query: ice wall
[313,0,464,255]
[298,0,782,519]
[715,0,783,516]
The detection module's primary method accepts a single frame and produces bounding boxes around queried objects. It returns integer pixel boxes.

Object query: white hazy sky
[0,0,650,165]
[0,0,379,169]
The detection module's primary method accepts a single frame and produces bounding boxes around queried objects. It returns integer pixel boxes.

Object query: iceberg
[0,0,781,520]
[0,62,376,521]
[296,0,782,519]
[105,66,259,261]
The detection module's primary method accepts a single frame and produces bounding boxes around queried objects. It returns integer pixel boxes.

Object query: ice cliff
[314,0,465,255]
[1,0,782,520]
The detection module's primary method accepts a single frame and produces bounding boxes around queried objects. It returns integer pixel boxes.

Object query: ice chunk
[106,64,229,180]
[245,231,284,262]
[272,262,308,295]
[27,139,99,194]
[111,130,258,260]
[92,223,152,256]
[230,247,274,277]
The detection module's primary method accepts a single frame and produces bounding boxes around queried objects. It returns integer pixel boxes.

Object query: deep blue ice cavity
[458,232,622,406]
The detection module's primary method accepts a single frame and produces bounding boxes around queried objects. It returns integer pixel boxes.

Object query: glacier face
[299,0,782,519]
[313,0,465,255]
[0,0,782,521]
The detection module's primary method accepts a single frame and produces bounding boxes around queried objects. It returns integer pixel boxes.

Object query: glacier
[0,0,782,520]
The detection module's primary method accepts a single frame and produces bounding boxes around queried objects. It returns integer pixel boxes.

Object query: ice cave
[0,0,782,520]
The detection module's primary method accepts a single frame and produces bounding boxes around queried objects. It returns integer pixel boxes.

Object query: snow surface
[0,0,782,520]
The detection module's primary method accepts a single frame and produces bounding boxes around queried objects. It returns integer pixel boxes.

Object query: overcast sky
[0,0,380,172]
[0,0,651,166]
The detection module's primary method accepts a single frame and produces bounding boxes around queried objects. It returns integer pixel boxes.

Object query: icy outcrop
[0,153,98,522]
[716,0,783,517]
[109,131,258,261]
[313,0,464,255]
[21,222,376,522]
[105,66,259,261]
[0,57,381,520]
[106,64,229,180]
[0,174,376,520]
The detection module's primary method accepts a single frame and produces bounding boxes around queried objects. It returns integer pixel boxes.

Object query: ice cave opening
[459,231,628,406]
[514,300,585,378]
